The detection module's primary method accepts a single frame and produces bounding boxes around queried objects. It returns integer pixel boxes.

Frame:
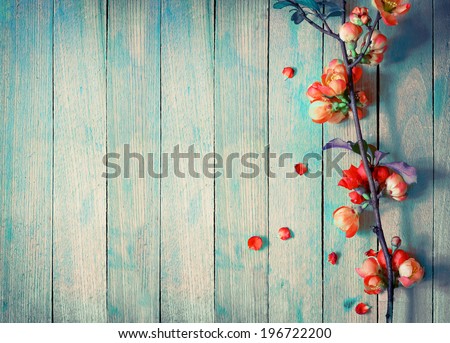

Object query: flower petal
[248,236,263,250]
[355,302,371,315]
[328,252,338,265]
[278,227,291,240]
[295,163,308,176]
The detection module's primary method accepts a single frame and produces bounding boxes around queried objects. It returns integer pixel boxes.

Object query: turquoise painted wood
[161,0,215,322]
[0,0,449,323]
[107,0,161,322]
[378,1,433,323]
[268,0,322,322]
[0,0,53,322]
[433,0,450,323]
[53,0,107,322]
[215,0,269,323]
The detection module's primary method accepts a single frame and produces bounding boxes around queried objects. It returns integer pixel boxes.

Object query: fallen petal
[248,236,263,251]
[278,227,291,240]
[355,302,371,315]
[295,163,308,176]
[328,252,338,265]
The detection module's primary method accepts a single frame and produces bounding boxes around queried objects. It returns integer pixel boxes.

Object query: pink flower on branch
[372,0,411,26]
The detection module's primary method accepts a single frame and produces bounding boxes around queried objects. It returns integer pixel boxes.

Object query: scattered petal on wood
[248,236,263,251]
[355,302,371,315]
[295,163,308,176]
[328,252,338,265]
[282,67,295,79]
[278,227,291,240]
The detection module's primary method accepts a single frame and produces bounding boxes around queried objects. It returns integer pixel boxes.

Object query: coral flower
[365,52,385,66]
[364,274,386,294]
[385,172,408,201]
[372,166,391,184]
[398,258,424,288]
[338,163,368,190]
[356,91,369,108]
[333,206,360,238]
[350,7,371,26]
[356,257,380,278]
[365,30,388,54]
[339,22,363,43]
[372,0,411,26]
[321,59,363,96]
[349,191,365,204]
[306,81,336,101]
[377,248,409,271]
[308,100,346,124]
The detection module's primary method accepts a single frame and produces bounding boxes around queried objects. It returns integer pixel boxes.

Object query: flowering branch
[274,0,420,323]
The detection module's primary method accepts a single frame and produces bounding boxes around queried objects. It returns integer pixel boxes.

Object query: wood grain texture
[0,0,53,322]
[268,0,323,323]
[107,0,160,322]
[433,0,450,323]
[53,0,107,322]
[215,0,269,323]
[378,1,433,323]
[160,0,215,322]
[322,0,378,323]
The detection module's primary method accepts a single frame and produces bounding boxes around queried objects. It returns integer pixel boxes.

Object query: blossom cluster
[333,160,409,238]
[307,59,367,124]
[356,237,424,294]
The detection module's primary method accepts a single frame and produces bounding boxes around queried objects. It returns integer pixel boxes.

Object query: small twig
[342,0,347,25]
[349,12,382,68]
[338,19,395,321]
[287,1,341,40]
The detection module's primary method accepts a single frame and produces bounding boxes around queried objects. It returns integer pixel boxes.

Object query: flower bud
[385,172,408,201]
[391,236,402,249]
[349,7,371,26]
[339,22,363,43]
[282,67,295,79]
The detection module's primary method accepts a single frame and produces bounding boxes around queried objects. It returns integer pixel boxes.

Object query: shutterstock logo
[102,144,347,179]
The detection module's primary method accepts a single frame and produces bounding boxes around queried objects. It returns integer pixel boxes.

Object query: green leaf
[291,11,305,24]
[326,10,344,18]
[297,0,320,11]
[351,140,369,157]
[273,1,294,9]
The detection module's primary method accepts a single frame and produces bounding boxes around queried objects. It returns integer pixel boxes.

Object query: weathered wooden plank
[107,0,160,322]
[0,0,53,323]
[323,0,378,323]
[53,0,107,322]
[378,2,433,323]
[215,0,269,323]
[160,0,215,322]
[433,0,450,323]
[268,0,323,323]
